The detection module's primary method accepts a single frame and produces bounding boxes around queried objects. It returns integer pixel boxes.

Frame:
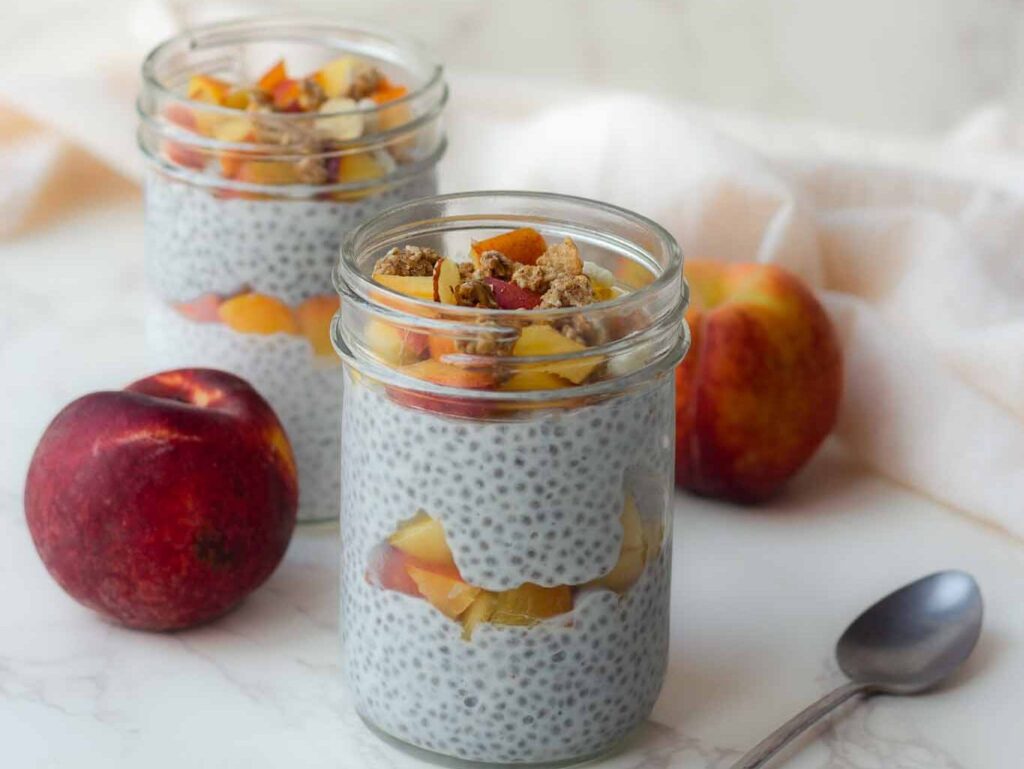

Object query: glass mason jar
[333,192,689,765]
[137,19,447,522]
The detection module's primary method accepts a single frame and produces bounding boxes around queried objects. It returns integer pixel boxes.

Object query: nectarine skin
[24,369,297,631]
[675,262,842,502]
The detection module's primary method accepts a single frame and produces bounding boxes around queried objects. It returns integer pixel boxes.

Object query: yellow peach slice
[499,371,570,392]
[490,583,573,626]
[296,295,340,357]
[433,258,461,305]
[212,117,254,143]
[367,320,426,366]
[401,359,496,390]
[187,74,230,105]
[406,565,481,620]
[236,161,300,186]
[311,55,361,98]
[590,495,647,593]
[388,511,455,567]
[461,591,497,640]
[257,60,288,93]
[218,293,299,335]
[373,274,436,301]
[512,324,602,384]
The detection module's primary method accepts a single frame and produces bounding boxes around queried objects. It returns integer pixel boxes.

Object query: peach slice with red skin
[400,359,496,390]
[484,277,542,309]
[471,227,547,266]
[271,79,305,112]
[218,293,299,335]
[187,74,231,105]
[174,294,222,323]
[162,104,205,169]
[366,320,428,366]
[433,258,461,305]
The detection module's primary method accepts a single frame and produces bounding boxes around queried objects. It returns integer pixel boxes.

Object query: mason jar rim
[332,191,689,402]
[140,16,446,122]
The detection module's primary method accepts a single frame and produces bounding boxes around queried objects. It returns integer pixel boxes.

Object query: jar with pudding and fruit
[137,19,447,521]
[333,192,689,764]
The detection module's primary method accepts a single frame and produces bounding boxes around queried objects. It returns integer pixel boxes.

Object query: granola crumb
[475,250,517,281]
[458,322,517,356]
[458,262,477,280]
[349,65,384,100]
[510,264,548,294]
[539,275,595,309]
[454,279,498,308]
[537,237,583,278]
[374,246,442,277]
[557,315,607,346]
[296,155,328,184]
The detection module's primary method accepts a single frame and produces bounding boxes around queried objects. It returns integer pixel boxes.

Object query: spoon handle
[728,682,868,769]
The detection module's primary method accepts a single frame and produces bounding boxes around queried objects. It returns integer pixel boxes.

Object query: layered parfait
[138,21,446,521]
[335,196,687,764]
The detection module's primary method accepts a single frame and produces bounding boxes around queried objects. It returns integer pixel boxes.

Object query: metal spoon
[730,570,983,769]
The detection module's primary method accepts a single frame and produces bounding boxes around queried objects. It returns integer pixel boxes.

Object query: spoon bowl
[837,570,983,694]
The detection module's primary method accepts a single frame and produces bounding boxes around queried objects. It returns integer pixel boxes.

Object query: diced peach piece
[311,55,360,98]
[296,295,340,357]
[401,359,496,389]
[187,74,231,105]
[373,82,412,132]
[406,565,481,619]
[484,277,542,309]
[388,511,455,567]
[490,584,573,626]
[212,117,255,143]
[218,293,299,335]
[173,294,221,323]
[433,258,461,305]
[236,161,300,186]
[512,324,602,384]
[223,89,252,110]
[471,227,547,266]
[371,79,408,104]
[427,335,458,361]
[590,495,647,592]
[367,320,427,365]
[338,152,385,184]
[162,104,205,168]
[371,545,421,596]
[271,78,304,112]
[373,274,435,301]
[499,371,569,392]
[257,60,288,93]
[461,591,497,640]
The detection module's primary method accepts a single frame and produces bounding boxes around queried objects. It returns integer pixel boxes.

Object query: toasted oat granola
[454,279,498,309]
[475,250,517,281]
[540,275,595,309]
[374,246,442,277]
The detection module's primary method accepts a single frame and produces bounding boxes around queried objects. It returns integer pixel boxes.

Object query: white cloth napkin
[2,8,1023,541]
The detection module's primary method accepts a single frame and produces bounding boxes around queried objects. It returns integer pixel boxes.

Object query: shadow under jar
[333,192,689,765]
[137,18,447,522]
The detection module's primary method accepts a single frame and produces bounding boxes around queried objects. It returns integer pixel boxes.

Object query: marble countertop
[2,196,1022,769]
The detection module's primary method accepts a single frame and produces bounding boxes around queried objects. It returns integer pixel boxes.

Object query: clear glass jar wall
[333,192,689,764]
[137,18,447,522]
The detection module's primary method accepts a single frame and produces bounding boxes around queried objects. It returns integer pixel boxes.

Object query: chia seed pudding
[138,20,447,521]
[334,193,689,764]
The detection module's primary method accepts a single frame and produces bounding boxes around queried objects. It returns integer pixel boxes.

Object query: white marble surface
[1,196,1023,768]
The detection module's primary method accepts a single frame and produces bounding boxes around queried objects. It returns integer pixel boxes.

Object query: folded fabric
[0,18,1021,540]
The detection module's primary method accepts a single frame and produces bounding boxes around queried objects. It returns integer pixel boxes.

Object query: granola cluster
[464,238,595,310]
[374,246,442,277]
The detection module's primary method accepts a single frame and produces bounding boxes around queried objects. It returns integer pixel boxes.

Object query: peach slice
[173,293,221,323]
[427,335,458,361]
[218,293,299,335]
[406,565,481,619]
[373,81,412,133]
[373,274,436,301]
[388,511,455,567]
[371,545,421,597]
[490,583,573,626]
[311,55,361,99]
[257,60,288,93]
[212,117,255,143]
[271,78,304,112]
[367,320,428,366]
[338,152,385,184]
[499,371,569,392]
[484,277,542,309]
[470,227,548,266]
[512,324,601,384]
[223,89,252,110]
[296,295,340,357]
[461,591,497,640]
[433,258,461,305]
[187,74,231,105]
[400,359,495,390]
[236,161,301,186]
[589,495,647,593]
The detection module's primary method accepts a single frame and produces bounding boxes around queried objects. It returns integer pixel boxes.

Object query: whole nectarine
[24,369,297,630]
[675,261,842,502]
